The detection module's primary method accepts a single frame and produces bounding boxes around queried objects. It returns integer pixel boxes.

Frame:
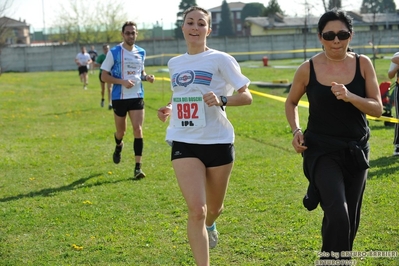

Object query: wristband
[141,74,148,81]
[292,128,302,136]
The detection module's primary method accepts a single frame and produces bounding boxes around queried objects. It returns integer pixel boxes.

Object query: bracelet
[292,128,302,136]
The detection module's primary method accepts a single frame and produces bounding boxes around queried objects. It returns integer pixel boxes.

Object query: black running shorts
[78,66,88,75]
[171,141,235,167]
[112,98,144,117]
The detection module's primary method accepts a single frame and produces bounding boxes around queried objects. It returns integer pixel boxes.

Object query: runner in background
[95,44,113,110]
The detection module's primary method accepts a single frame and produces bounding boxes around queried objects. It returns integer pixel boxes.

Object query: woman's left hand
[203,91,221,107]
[331,82,350,102]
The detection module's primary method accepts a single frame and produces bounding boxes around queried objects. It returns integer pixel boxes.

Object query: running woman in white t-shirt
[157,7,252,266]
[101,21,155,179]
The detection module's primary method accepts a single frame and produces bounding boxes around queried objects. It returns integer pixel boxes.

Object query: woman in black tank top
[285,8,383,261]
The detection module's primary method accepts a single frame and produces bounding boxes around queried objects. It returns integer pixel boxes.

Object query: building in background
[0,16,30,45]
[209,2,247,37]
[245,10,399,36]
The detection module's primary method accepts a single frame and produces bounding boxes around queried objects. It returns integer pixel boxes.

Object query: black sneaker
[393,146,399,156]
[134,169,146,179]
[113,143,123,164]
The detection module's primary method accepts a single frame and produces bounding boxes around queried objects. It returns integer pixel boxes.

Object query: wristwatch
[220,96,228,106]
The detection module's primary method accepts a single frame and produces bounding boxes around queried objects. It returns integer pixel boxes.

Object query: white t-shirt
[165,49,250,144]
[75,52,91,67]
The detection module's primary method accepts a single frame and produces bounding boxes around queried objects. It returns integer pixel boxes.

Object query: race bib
[171,91,206,127]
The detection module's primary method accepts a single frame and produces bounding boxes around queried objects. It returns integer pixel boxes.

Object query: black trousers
[314,150,367,259]
[394,83,399,145]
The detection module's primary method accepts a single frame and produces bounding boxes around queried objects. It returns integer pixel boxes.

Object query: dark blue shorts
[112,98,144,117]
[171,141,235,167]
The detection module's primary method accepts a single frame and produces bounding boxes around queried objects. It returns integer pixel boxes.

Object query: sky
[5,0,399,32]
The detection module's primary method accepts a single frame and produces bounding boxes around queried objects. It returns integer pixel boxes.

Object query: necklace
[324,52,347,62]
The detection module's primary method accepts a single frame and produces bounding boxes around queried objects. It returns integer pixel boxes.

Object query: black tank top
[306,54,368,140]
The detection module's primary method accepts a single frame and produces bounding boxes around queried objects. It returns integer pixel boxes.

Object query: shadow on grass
[0,173,144,202]
[43,108,94,116]
[237,133,292,153]
[368,155,399,179]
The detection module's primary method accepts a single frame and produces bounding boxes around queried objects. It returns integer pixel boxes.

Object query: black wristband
[141,74,148,81]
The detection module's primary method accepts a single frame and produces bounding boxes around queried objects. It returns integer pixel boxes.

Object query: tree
[218,0,235,37]
[0,0,13,47]
[97,1,129,43]
[328,0,342,10]
[360,0,396,13]
[263,0,284,17]
[241,3,266,24]
[50,0,128,44]
[174,0,197,39]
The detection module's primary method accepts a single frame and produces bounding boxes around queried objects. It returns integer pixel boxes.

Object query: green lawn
[0,56,398,265]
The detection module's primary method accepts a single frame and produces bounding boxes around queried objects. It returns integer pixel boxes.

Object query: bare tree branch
[0,0,14,46]
[321,0,328,12]
[49,0,128,44]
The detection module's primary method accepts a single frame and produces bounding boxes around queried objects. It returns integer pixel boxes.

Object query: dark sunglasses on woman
[321,31,351,41]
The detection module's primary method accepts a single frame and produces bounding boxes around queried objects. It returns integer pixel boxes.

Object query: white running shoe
[207,230,219,249]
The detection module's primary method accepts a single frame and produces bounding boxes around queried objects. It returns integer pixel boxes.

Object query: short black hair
[317,8,353,34]
[122,21,137,32]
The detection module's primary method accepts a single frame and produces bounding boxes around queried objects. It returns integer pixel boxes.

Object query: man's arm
[388,54,399,79]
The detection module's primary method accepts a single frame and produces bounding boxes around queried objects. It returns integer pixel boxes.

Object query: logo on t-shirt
[174,70,195,87]
[173,70,213,88]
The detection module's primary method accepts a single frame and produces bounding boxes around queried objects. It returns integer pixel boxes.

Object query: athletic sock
[206,222,216,231]
[133,138,143,156]
[114,134,122,145]
[135,163,141,170]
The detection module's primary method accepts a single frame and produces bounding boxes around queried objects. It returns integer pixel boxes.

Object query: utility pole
[303,0,310,61]
[372,8,376,68]
[42,0,46,44]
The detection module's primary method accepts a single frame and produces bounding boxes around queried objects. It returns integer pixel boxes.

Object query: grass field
[1,56,398,266]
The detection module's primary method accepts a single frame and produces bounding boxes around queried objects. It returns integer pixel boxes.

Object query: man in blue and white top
[101,21,155,179]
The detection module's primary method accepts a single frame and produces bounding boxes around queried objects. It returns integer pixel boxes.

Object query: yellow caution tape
[249,89,399,124]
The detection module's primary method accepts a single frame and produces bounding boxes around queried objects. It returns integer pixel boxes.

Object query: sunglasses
[321,31,351,41]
